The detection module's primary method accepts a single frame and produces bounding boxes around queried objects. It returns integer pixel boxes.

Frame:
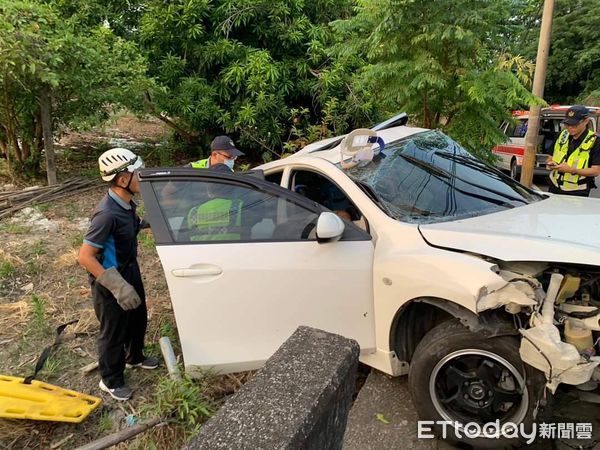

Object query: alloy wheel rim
[429,349,528,436]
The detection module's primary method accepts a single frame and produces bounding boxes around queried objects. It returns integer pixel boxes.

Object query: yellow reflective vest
[186,158,242,240]
[550,129,597,191]
[189,158,209,169]
[186,198,243,241]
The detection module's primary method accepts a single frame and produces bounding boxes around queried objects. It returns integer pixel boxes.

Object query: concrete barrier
[184,326,360,450]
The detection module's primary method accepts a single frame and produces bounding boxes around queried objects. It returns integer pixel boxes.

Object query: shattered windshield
[339,130,545,224]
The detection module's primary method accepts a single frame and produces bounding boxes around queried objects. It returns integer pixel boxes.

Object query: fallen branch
[0,178,102,220]
[73,417,163,450]
[79,361,99,374]
[50,433,74,449]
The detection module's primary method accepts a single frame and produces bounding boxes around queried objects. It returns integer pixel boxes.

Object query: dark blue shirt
[84,189,140,281]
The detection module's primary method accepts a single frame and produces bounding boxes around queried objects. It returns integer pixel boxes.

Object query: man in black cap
[188,135,244,171]
[546,105,600,196]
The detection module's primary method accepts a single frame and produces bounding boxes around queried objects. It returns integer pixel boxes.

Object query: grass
[0,260,16,291]
[136,373,215,448]
[0,260,15,278]
[30,294,47,330]
[66,276,77,288]
[0,223,31,234]
[138,230,155,250]
[98,410,113,433]
[159,322,178,344]
[39,354,64,379]
[25,260,42,276]
[34,203,50,214]
[29,240,48,257]
[71,232,84,248]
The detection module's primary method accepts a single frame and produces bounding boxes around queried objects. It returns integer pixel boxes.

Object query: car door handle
[171,267,223,278]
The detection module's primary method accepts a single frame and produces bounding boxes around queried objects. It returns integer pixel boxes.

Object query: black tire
[408,320,548,448]
[510,159,520,180]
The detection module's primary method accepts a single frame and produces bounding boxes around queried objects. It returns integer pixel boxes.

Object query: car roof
[259,125,429,171]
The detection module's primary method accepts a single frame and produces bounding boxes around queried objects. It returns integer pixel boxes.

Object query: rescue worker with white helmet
[547,105,600,196]
[77,148,158,401]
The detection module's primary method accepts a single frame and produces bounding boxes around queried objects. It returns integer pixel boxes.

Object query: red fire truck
[492,105,600,179]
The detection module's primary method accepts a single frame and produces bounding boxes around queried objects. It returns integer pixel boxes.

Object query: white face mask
[224,159,235,170]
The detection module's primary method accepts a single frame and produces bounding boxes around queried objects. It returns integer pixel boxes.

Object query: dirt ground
[0,115,248,449]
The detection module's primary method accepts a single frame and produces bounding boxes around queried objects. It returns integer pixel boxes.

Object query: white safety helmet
[340,128,381,169]
[98,148,144,182]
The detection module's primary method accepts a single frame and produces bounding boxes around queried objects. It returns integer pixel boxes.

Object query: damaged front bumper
[477,265,600,393]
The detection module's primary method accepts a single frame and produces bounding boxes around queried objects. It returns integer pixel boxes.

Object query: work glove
[96,267,141,311]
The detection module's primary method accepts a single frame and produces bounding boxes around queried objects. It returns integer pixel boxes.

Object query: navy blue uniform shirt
[84,189,140,282]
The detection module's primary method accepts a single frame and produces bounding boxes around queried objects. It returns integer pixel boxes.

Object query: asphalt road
[344,370,600,450]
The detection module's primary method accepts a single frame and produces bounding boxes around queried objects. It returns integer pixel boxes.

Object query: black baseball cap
[563,105,590,125]
[211,135,244,157]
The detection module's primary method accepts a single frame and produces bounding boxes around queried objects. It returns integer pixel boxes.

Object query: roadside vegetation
[0,116,251,449]
[2,0,599,184]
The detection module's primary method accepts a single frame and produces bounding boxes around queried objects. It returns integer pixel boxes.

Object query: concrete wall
[184,326,360,450]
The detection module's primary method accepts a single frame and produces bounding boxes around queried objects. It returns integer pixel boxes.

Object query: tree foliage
[2,0,596,175]
[138,0,375,161]
[0,0,148,176]
[332,0,540,159]
[532,0,599,104]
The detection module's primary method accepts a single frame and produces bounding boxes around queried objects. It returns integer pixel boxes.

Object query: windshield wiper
[432,151,529,204]
[399,154,517,208]
[434,151,507,177]
[397,153,451,179]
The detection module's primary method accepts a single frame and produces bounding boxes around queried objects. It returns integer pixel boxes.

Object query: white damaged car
[139,114,600,445]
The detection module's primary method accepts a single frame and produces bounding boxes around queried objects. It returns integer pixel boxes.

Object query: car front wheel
[408,320,546,448]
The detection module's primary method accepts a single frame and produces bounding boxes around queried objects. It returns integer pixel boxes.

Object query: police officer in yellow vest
[187,135,244,170]
[184,136,245,240]
[546,105,600,197]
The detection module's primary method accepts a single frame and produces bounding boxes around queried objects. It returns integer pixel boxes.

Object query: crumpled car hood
[419,194,600,266]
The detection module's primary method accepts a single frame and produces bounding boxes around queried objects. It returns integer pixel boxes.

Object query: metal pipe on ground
[159,336,181,381]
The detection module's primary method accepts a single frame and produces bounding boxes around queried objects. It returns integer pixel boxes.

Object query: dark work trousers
[548,183,590,197]
[91,266,147,389]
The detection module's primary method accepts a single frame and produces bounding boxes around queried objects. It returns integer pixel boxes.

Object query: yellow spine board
[0,375,101,423]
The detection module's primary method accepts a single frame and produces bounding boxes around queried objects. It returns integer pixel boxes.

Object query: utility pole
[520,0,555,187]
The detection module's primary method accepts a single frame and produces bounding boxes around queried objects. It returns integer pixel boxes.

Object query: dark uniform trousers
[91,264,146,388]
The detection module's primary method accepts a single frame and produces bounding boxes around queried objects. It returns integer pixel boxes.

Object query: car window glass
[504,122,516,137]
[265,170,283,186]
[151,180,319,243]
[340,130,545,224]
[511,119,528,138]
[290,170,368,231]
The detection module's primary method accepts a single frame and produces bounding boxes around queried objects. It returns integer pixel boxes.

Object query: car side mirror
[316,212,345,243]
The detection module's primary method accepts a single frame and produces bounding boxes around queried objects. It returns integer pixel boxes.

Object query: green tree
[138,0,374,161]
[543,0,599,103]
[0,0,148,179]
[514,0,600,104]
[333,0,540,159]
